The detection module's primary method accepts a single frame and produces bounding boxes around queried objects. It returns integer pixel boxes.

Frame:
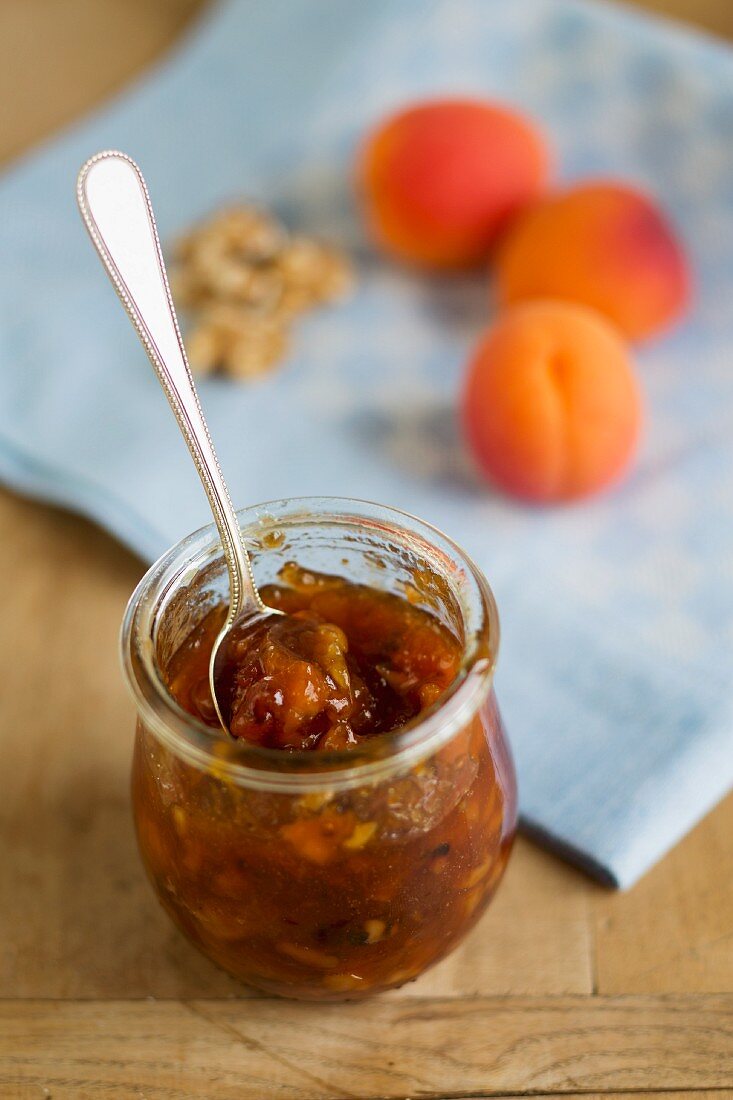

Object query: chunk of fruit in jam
[166,563,462,751]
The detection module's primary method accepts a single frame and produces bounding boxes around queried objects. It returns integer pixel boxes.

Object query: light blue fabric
[1,0,732,887]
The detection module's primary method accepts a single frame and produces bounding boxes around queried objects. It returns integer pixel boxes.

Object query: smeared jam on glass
[166,563,462,750]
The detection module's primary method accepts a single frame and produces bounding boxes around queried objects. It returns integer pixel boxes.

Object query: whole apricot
[462,300,642,502]
[495,181,689,341]
[358,98,549,270]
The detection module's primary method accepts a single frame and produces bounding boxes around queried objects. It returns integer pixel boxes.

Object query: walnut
[171,204,354,380]
[186,304,289,380]
[276,236,355,316]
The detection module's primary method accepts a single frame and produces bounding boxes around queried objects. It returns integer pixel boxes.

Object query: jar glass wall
[122,498,517,1000]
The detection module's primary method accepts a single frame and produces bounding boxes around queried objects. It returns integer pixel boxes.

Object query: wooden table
[0,4,731,1098]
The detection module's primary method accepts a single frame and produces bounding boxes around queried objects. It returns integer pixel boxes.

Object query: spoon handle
[77,150,263,622]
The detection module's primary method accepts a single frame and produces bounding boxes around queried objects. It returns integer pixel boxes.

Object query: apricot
[358,98,549,269]
[461,301,642,502]
[495,182,689,341]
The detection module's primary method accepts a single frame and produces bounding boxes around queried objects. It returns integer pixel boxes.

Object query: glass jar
[122,498,517,1000]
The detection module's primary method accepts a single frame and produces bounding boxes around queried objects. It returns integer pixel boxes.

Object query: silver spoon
[77,150,281,732]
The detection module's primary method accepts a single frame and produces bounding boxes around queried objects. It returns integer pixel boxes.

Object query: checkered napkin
[0,0,731,885]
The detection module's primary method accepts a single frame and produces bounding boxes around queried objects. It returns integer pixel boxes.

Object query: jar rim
[121,496,499,792]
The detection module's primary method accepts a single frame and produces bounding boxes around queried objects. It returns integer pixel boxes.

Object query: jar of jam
[122,498,517,1000]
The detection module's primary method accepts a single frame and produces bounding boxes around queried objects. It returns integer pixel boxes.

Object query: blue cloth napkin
[1,0,732,888]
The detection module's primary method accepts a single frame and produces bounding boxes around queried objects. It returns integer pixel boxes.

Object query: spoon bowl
[208,605,283,731]
[77,150,283,732]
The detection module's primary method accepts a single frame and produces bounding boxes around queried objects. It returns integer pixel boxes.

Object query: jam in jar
[169,562,465,750]
[124,499,517,1000]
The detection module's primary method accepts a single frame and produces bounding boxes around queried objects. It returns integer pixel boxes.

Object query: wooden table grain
[0,3,732,1098]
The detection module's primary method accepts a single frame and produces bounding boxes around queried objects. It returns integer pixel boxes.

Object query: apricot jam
[127,503,517,1000]
[168,564,463,750]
